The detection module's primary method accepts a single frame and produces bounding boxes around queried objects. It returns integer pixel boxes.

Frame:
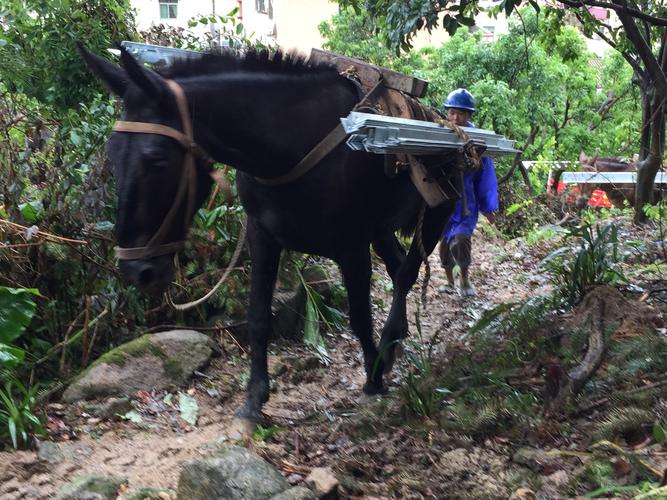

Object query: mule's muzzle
[118,256,174,294]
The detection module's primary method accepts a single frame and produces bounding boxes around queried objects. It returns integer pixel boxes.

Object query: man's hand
[484,212,496,225]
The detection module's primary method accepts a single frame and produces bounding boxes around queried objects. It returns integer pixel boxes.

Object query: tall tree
[337,0,666,222]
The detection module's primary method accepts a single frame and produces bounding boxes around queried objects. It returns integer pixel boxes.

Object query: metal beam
[340,112,519,157]
[561,172,667,183]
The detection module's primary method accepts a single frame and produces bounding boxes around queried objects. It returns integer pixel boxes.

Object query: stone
[120,487,176,499]
[509,487,536,500]
[37,440,65,464]
[177,445,289,500]
[83,397,133,420]
[62,330,219,402]
[56,474,127,500]
[304,467,339,499]
[270,486,318,500]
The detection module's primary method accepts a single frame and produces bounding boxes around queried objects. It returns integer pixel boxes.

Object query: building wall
[239,0,338,54]
[131,0,240,38]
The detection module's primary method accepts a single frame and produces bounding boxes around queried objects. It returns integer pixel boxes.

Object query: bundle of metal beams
[340,112,520,157]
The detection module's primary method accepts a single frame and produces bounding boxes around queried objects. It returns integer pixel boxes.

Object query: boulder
[177,445,289,500]
[270,487,318,500]
[63,330,218,402]
[304,467,339,499]
[56,474,127,500]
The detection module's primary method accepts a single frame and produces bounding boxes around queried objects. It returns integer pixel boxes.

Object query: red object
[588,189,612,208]
[547,178,612,208]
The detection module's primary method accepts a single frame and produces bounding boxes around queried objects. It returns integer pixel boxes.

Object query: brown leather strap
[255,77,386,187]
[255,124,348,186]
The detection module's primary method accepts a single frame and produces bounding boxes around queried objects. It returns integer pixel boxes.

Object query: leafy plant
[252,424,286,442]
[398,308,451,418]
[543,223,625,305]
[0,372,44,449]
[297,266,346,365]
[0,286,39,371]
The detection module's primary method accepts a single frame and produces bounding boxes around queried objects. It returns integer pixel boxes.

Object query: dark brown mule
[79,46,457,422]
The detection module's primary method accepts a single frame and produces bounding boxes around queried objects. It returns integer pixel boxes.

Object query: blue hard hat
[443,88,476,113]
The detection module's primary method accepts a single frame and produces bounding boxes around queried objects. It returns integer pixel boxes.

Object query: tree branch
[555,0,667,27]
[613,0,667,95]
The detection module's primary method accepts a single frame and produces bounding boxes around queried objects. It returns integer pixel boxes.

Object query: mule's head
[78,45,213,293]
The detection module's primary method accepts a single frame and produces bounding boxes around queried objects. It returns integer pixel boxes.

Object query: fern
[593,406,655,441]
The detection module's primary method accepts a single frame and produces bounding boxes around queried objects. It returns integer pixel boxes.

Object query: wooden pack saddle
[310,49,482,207]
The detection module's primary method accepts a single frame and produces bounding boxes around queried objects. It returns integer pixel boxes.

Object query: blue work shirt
[443,155,499,240]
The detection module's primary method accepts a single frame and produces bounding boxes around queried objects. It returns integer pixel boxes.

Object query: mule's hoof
[224,417,257,441]
[234,404,267,425]
[459,284,476,297]
[363,381,388,396]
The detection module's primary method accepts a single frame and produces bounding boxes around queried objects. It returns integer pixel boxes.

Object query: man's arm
[476,157,499,223]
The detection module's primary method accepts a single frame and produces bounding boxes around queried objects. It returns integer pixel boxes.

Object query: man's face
[447,108,471,127]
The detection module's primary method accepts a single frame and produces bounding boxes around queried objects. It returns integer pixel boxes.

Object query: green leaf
[122,410,143,423]
[303,294,320,348]
[0,343,25,369]
[178,392,198,426]
[8,418,17,449]
[654,423,666,444]
[236,23,244,35]
[18,201,42,224]
[0,287,39,344]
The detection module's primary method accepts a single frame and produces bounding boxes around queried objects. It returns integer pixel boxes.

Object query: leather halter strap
[254,76,386,187]
[112,79,212,260]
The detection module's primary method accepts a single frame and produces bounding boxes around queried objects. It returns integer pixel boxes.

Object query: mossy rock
[62,330,219,402]
[56,474,127,500]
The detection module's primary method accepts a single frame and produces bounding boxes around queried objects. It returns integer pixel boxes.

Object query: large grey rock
[56,474,126,500]
[270,487,318,500]
[177,445,289,500]
[63,330,218,402]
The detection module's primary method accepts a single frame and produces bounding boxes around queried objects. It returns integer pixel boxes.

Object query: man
[439,88,498,297]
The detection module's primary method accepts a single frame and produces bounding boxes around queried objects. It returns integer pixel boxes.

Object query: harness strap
[115,241,185,260]
[254,76,386,187]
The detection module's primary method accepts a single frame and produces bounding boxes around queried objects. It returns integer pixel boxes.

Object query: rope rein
[166,215,247,311]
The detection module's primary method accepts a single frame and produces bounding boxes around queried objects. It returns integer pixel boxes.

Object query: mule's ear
[76,42,128,96]
[119,45,169,101]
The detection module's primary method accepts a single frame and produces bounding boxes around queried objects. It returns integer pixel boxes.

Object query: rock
[63,330,218,402]
[270,486,318,500]
[56,474,127,500]
[37,440,65,464]
[304,467,339,499]
[509,487,536,500]
[121,487,175,499]
[83,397,133,420]
[177,445,289,500]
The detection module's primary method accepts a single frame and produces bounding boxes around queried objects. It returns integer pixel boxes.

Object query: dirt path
[0,223,555,499]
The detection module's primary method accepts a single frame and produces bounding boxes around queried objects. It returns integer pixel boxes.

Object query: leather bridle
[112,79,213,261]
[110,74,383,260]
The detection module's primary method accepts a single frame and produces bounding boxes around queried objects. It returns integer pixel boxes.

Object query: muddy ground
[1,216,665,499]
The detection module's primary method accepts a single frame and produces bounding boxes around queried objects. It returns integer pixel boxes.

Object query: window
[482,26,495,42]
[159,0,178,19]
[256,0,273,18]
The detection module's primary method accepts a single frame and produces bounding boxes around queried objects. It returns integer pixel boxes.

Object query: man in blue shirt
[439,88,499,297]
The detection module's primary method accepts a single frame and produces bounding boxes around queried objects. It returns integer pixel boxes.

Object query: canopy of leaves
[0,0,136,115]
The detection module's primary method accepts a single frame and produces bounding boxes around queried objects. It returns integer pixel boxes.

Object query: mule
[79,46,458,422]
[576,152,639,208]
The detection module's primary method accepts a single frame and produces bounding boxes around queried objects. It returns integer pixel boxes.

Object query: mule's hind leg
[379,203,455,373]
[372,231,406,282]
[338,247,386,395]
[236,216,282,422]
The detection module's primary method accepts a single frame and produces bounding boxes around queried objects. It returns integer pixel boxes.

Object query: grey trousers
[439,234,472,268]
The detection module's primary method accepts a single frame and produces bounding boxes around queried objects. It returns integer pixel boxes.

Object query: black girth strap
[255,77,386,187]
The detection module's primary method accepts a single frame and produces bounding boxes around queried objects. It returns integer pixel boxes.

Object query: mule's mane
[160,48,338,79]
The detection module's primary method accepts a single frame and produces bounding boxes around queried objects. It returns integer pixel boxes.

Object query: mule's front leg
[236,217,282,422]
[338,248,386,395]
[380,203,455,373]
